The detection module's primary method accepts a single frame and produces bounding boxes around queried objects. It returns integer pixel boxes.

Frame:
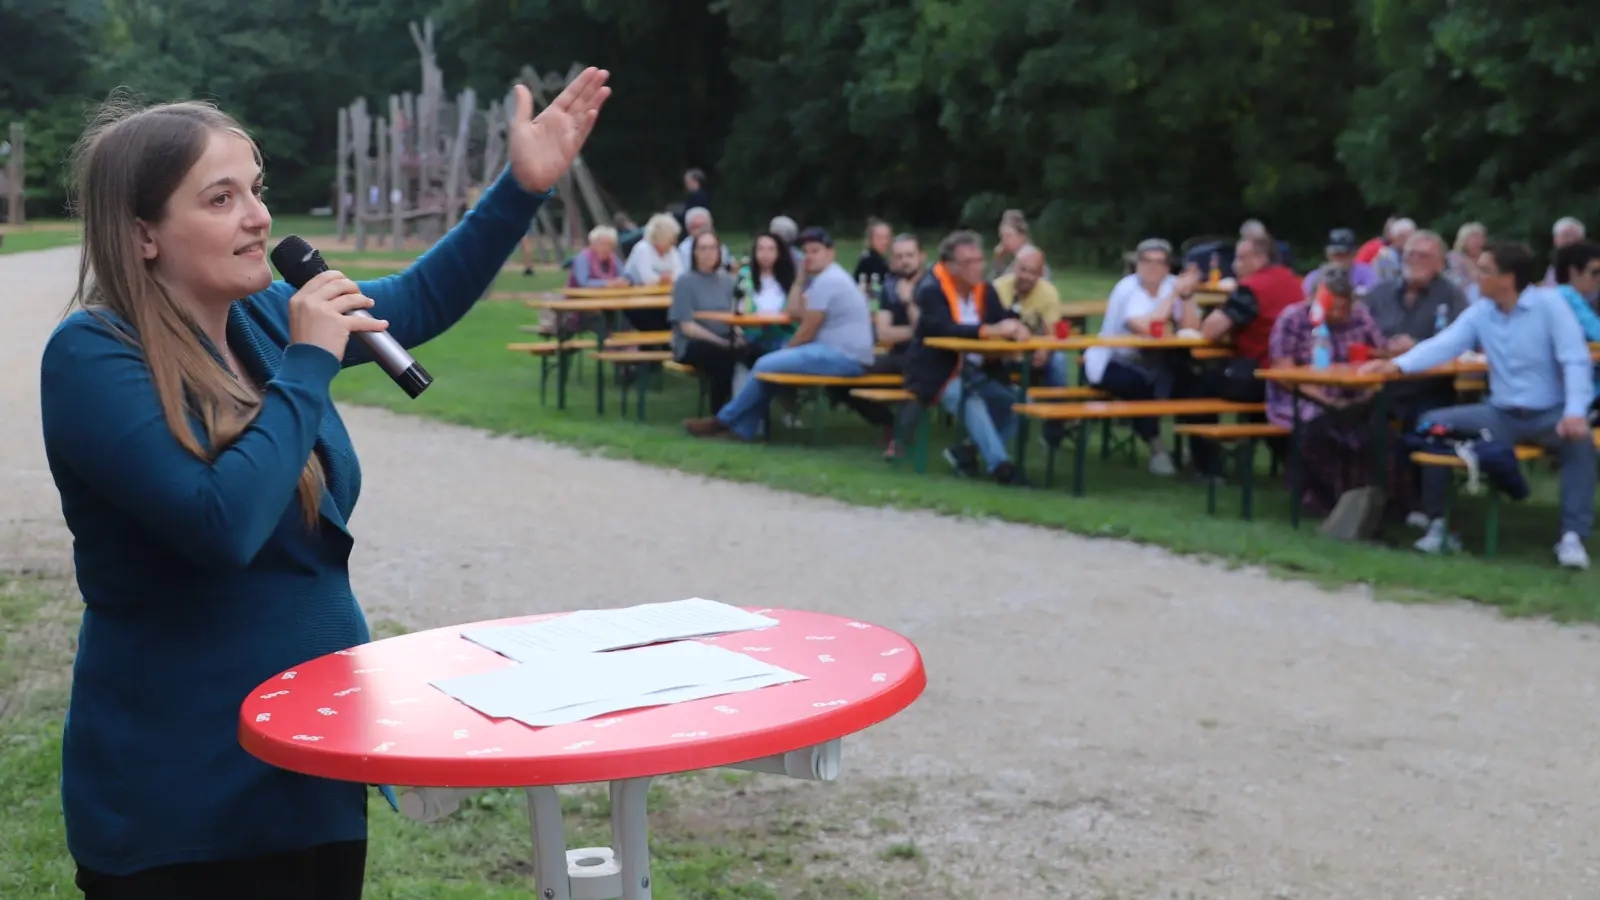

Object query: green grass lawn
[0,227,82,255]
[330,263,1600,623]
[0,576,882,899]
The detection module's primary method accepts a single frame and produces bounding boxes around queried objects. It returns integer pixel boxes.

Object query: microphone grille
[269,235,326,288]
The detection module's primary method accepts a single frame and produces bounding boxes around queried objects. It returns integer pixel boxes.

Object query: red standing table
[239,607,925,900]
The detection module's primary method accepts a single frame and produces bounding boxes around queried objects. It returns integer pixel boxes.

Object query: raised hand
[508,68,612,194]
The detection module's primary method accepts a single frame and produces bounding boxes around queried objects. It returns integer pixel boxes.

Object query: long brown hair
[68,96,324,527]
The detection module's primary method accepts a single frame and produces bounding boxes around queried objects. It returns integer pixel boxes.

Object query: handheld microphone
[270,235,433,398]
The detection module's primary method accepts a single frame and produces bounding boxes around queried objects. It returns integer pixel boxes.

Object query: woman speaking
[38,70,610,898]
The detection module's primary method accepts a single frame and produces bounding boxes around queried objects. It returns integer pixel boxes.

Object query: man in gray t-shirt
[803,255,877,366]
[684,227,875,441]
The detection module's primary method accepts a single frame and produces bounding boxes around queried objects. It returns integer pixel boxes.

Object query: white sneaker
[1413,519,1462,555]
[1405,512,1431,530]
[1148,451,1176,476]
[1555,532,1590,570]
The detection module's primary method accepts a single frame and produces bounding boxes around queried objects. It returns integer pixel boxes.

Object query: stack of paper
[461,597,779,661]
[431,640,805,727]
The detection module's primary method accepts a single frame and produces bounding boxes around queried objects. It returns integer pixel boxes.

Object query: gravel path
[6,246,1599,899]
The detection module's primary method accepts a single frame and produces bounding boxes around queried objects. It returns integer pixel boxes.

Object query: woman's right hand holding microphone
[287,270,390,361]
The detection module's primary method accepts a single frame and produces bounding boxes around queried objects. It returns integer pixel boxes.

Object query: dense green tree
[1338,0,1600,250]
[0,0,1589,254]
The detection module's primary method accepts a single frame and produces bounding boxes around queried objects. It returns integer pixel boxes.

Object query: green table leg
[813,387,825,443]
[1072,420,1090,496]
[1240,439,1257,521]
[1485,488,1499,557]
[1288,389,1303,528]
[1014,362,1033,473]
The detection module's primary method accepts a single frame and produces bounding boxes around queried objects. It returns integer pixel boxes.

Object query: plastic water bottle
[1311,323,1332,371]
[738,264,756,312]
[1434,303,1448,335]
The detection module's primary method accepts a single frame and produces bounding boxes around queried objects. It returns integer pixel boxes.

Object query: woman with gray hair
[1085,238,1199,475]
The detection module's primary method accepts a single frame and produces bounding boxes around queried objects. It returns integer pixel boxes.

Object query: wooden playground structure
[1,122,25,225]
[333,18,619,259]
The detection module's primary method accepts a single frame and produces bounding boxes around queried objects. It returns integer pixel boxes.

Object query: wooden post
[335,107,350,242]
[389,96,404,249]
[445,87,474,228]
[375,113,390,249]
[482,97,506,185]
[352,99,370,252]
[5,122,25,226]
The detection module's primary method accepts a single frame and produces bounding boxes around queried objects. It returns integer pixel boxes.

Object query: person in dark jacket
[901,229,1032,484]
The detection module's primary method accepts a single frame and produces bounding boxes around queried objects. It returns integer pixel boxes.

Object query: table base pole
[525,778,654,900]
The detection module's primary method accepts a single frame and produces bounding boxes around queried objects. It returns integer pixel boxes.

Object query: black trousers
[622,308,669,332]
[677,339,737,414]
[76,840,366,900]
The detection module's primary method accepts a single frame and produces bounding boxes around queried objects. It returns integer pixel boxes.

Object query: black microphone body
[269,235,433,399]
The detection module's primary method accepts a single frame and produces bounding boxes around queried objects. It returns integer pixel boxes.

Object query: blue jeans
[1040,351,1068,388]
[941,371,1016,472]
[716,343,865,439]
[1420,403,1595,538]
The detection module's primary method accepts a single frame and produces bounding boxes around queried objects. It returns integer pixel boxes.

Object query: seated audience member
[839,232,926,451]
[1266,267,1387,515]
[1550,240,1600,399]
[993,245,1069,446]
[1241,218,1295,269]
[873,233,925,364]
[568,225,630,290]
[1553,240,1600,314]
[993,245,1066,384]
[902,230,1033,485]
[624,213,684,286]
[1175,232,1302,475]
[1088,238,1199,475]
[854,217,893,284]
[1372,217,1416,283]
[769,215,804,266]
[1447,222,1486,300]
[1356,217,1396,265]
[1544,216,1586,285]
[1361,241,1595,568]
[1362,229,1469,426]
[684,228,876,441]
[988,210,1052,282]
[1302,228,1376,298]
[668,232,740,414]
[677,206,732,269]
[740,232,800,360]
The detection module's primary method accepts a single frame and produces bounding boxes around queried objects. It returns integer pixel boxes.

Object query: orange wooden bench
[752,373,904,442]
[1014,399,1267,495]
[584,349,676,420]
[1409,443,1545,557]
[1173,422,1292,519]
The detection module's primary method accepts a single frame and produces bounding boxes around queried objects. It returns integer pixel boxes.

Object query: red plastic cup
[1054,319,1072,339]
[1149,320,1166,339]
[1348,343,1371,364]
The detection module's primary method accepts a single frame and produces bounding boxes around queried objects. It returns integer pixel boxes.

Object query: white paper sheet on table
[461,597,779,661]
[430,639,806,726]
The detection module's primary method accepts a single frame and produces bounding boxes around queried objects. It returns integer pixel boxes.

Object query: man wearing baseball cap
[1302,228,1377,299]
[684,227,877,441]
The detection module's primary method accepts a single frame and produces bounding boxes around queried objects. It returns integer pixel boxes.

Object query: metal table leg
[526,777,655,900]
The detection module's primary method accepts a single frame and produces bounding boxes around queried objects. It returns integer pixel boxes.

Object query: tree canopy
[3,0,1594,260]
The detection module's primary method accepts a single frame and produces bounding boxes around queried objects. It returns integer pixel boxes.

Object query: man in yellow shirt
[992,246,1068,443]
[993,245,1062,336]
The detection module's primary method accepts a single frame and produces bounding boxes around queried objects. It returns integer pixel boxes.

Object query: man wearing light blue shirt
[1362,241,1595,568]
